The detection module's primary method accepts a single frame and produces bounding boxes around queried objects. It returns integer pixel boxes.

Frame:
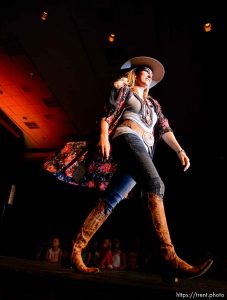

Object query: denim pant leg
[102,170,136,214]
[112,133,165,198]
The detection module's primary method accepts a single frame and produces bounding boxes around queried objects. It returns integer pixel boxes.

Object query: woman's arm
[98,117,111,160]
[162,131,190,171]
[97,82,130,160]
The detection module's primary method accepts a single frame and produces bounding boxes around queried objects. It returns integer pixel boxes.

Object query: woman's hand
[162,132,190,172]
[177,150,190,171]
[98,135,111,160]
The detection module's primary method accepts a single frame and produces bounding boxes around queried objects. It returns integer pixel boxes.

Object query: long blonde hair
[114,69,149,99]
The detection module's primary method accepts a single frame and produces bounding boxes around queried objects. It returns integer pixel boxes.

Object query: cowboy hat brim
[120,56,165,88]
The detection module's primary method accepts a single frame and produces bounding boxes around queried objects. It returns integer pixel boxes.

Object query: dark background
[0,0,225,269]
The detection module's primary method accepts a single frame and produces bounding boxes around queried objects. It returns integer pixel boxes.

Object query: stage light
[203,22,212,32]
[108,33,116,43]
[40,10,48,21]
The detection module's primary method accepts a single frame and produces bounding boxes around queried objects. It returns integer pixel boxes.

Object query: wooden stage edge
[0,255,227,300]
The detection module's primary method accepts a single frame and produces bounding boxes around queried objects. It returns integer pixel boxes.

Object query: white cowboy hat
[120,56,165,88]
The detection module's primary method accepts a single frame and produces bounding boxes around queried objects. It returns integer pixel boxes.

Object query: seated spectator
[112,238,126,271]
[98,238,113,270]
[44,237,63,264]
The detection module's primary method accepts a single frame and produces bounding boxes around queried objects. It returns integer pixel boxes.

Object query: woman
[46,56,213,278]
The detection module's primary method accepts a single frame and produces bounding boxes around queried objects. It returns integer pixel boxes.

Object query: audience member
[98,238,113,270]
[112,238,126,271]
[44,237,63,264]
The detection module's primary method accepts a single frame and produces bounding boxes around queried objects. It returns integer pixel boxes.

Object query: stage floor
[0,256,226,300]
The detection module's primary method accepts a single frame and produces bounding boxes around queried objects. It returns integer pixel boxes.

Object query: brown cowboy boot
[147,192,213,279]
[71,199,111,273]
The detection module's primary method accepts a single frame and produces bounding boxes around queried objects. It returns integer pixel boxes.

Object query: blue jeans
[103,133,165,213]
